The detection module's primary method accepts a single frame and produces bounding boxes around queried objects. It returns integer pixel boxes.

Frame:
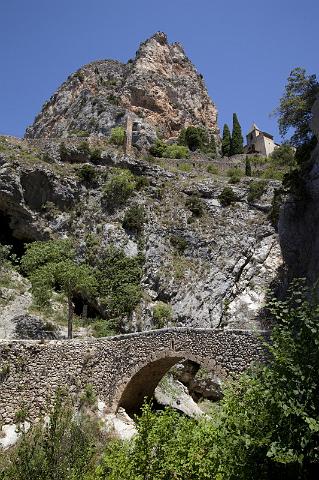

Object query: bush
[218,186,238,206]
[179,126,207,152]
[109,126,125,146]
[96,247,143,324]
[153,302,173,328]
[149,140,189,159]
[0,244,16,270]
[122,204,146,234]
[185,195,204,217]
[170,235,188,254]
[271,143,296,166]
[207,164,219,174]
[245,156,252,176]
[135,175,150,190]
[77,164,96,183]
[0,390,101,480]
[227,167,243,184]
[103,169,136,210]
[247,180,267,203]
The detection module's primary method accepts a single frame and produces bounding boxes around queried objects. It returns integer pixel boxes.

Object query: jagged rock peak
[25,32,218,149]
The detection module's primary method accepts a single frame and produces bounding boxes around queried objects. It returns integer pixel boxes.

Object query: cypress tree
[230,113,244,155]
[222,124,231,157]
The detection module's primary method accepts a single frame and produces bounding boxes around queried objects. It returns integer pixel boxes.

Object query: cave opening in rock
[0,211,31,258]
[72,293,100,319]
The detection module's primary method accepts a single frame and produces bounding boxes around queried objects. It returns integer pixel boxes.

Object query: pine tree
[230,113,244,155]
[245,156,252,176]
[222,124,231,157]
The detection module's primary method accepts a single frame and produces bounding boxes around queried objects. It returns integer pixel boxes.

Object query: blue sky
[0,0,318,142]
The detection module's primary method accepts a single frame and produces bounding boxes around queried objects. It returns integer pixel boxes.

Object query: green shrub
[165,144,189,159]
[0,244,16,269]
[135,175,150,190]
[103,169,136,210]
[227,167,243,184]
[179,126,207,152]
[91,319,116,338]
[207,164,219,174]
[270,143,296,166]
[261,165,285,180]
[153,302,173,328]
[96,247,143,324]
[109,126,125,146]
[185,195,204,217]
[247,180,267,202]
[245,156,252,176]
[78,141,90,156]
[0,390,101,480]
[218,186,238,206]
[77,164,96,183]
[149,140,189,159]
[170,235,188,254]
[122,204,146,234]
[177,162,192,172]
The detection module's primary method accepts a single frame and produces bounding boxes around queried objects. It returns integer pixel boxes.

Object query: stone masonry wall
[0,328,268,425]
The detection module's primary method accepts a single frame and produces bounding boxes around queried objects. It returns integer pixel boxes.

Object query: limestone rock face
[25,32,218,148]
[279,95,319,286]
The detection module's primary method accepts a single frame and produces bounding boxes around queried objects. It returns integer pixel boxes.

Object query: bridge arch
[112,348,228,415]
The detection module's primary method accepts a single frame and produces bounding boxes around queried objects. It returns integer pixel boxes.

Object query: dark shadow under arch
[115,351,225,416]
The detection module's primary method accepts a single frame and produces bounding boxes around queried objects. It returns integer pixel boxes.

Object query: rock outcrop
[0,136,282,331]
[25,32,218,149]
[279,95,319,287]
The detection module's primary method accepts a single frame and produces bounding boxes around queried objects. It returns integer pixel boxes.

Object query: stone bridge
[0,328,268,425]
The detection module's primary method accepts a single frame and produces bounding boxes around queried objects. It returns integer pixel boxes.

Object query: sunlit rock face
[25,32,219,149]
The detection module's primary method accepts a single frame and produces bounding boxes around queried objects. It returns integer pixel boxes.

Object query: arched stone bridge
[0,328,268,424]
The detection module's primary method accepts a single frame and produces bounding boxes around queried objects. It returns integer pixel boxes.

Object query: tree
[21,240,97,339]
[245,156,252,176]
[230,113,244,155]
[270,143,296,166]
[179,126,207,152]
[274,67,319,147]
[208,134,217,158]
[222,123,231,156]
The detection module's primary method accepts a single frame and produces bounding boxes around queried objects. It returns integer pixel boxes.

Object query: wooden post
[68,297,74,339]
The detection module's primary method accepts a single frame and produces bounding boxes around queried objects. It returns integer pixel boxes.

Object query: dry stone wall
[0,328,268,424]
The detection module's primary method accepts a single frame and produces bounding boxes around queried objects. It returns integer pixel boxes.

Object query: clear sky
[1,0,318,142]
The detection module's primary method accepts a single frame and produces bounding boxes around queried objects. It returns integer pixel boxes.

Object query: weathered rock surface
[25,32,218,149]
[279,95,319,287]
[0,136,283,332]
[12,314,59,340]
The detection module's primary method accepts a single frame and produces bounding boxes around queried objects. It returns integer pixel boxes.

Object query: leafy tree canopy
[274,67,319,147]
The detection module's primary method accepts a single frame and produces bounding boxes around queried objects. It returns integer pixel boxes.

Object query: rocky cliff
[279,95,319,286]
[0,135,282,336]
[25,32,218,149]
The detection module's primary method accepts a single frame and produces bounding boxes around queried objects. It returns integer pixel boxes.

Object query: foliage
[122,204,146,234]
[207,164,219,174]
[153,302,173,328]
[0,244,17,270]
[90,319,116,338]
[179,126,216,156]
[270,143,296,166]
[91,280,319,480]
[268,188,283,229]
[103,169,136,210]
[218,186,238,206]
[274,67,319,147]
[222,123,231,156]
[0,390,101,480]
[109,126,125,146]
[149,140,189,159]
[21,240,97,337]
[185,195,204,217]
[96,247,143,325]
[170,235,188,254]
[78,164,97,183]
[227,167,243,184]
[247,180,267,203]
[245,156,252,176]
[230,113,244,155]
